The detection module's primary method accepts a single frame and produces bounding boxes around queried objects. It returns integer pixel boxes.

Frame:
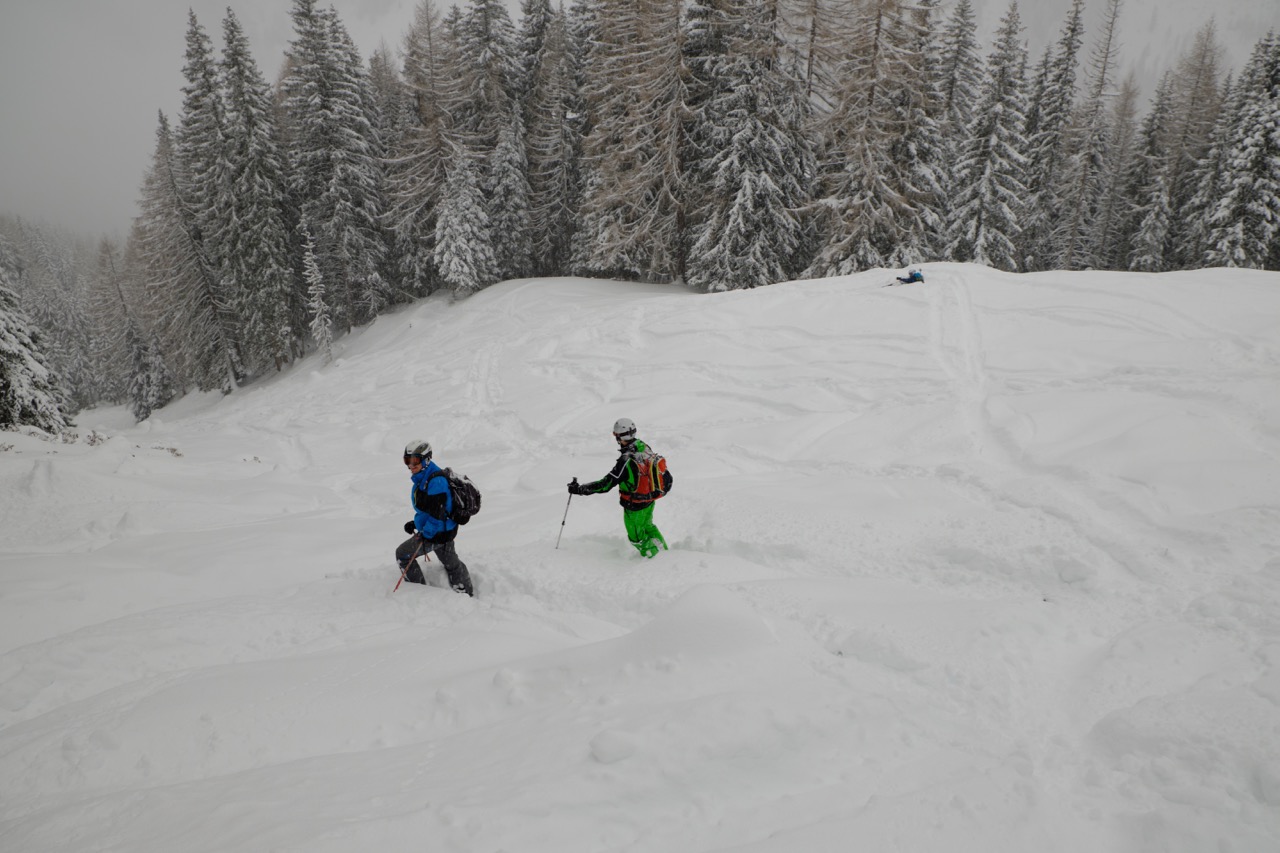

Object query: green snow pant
[623,504,667,558]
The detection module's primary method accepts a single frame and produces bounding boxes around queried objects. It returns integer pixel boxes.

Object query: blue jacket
[410,461,457,543]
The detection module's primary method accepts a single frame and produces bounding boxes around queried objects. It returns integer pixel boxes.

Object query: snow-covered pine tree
[369,44,411,175]
[488,120,533,281]
[175,11,231,310]
[522,1,583,276]
[890,0,949,262]
[128,329,178,423]
[518,0,555,117]
[1204,32,1280,270]
[945,0,1028,271]
[0,235,71,433]
[1180,72,1237,266]
[281,0,389,332]
[454,0,521,154]
[369,44,413,297]
[87,237,133,403]
[1164,22,1227,269]
[302,230,333,365]
[684,0,814,291]
[454,0,529,282]
[937,0,983,139]
[6,220,96,409]
[1115,74,1174,270]
[386,0,465,297]
[1058,0,1124,271]
[1090,75,1141,268]
[1129,171,1173,272]
[434,156,500,292]
[1091,75,1141,270]
[329,8,394,318]
[933,0,983,240]
[135,111,242,392]
[1018,0,1085,272]
[218,9,296,373]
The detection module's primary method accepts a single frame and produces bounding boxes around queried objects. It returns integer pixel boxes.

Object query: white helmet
[612,417,637,443]
[403,439,432,461]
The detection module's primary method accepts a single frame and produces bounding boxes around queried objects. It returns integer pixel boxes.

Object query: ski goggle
[403,455,423,466]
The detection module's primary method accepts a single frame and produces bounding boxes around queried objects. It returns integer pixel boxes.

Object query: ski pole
[393,538,429,593]
[555,479,577,549]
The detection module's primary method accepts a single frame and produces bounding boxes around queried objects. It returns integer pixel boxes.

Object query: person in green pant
[568,417,672,558]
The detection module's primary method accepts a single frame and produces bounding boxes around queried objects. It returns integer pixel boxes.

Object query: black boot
[403,560,426,585]
[436,540,474,596]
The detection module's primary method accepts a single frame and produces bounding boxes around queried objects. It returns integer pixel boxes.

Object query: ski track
[2,268,1279,851]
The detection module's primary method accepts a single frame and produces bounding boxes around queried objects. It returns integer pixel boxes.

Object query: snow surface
[2,264,1280,852]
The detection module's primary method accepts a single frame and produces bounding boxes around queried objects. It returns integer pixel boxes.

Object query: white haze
[2,264,1279,852]
[1,0,1276,236]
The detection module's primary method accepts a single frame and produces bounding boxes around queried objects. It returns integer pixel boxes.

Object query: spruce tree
[128,329,178,422]
[946,0,1028,271]
[302,231,334,365]
[88,237,133,403]
[435,156,500,292]
[1019,0,1084,271]
[892,0,949,262]
[1059,0,1124,270]
[685,0,813,291]
[218,9,296,373]
[1116,74,1173,269]
[1205,33,1280,269]
[937,0,983,138]
[522,2,583,276]
[0,235,71,433]
[453,0,530,282]
[1165,22,1227,268]
[487,119,533,280]
[135,112,242,392]
[281,0,389,332]
[1091,75,1140,270]
[175,11,231,307]
[1181,73,1237,266]
[386,0,465,296]
[7,221,96,409]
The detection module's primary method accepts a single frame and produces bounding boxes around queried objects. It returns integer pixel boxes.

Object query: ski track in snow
[1,266,1279,852]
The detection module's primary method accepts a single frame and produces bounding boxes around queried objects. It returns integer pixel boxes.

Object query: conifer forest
[2,0,1278,429]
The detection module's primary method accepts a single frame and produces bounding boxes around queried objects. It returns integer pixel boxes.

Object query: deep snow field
[2,264,1279,852]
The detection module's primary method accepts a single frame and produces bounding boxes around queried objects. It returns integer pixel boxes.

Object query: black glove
[404,520,416,534]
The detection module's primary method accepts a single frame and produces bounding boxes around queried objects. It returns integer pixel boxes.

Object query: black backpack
[428,468,482,525]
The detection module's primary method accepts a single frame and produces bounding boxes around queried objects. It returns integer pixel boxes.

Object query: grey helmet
[612,417,637,444]
[403,439,432,462]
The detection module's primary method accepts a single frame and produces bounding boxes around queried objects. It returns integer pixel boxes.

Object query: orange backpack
[629,447,673,504]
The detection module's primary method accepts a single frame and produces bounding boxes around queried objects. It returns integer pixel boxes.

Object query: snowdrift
[2,265,1279,852]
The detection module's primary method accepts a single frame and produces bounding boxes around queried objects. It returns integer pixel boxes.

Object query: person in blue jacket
[396,439,474,596]
[896,267,925,284]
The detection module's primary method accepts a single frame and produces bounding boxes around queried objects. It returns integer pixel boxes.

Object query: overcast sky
[1,0,1274,239]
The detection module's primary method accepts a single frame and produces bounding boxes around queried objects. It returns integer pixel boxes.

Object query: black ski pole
[556,479,577,549]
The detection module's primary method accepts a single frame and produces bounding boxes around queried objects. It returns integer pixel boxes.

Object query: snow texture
[2,265,1279,852]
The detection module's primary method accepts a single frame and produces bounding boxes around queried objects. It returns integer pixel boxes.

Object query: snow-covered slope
[2,265,1279,852]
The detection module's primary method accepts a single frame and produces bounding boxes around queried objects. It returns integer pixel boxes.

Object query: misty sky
[1,0,1274,239]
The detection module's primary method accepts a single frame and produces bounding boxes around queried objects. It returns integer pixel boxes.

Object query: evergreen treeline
[3,0,1278,429]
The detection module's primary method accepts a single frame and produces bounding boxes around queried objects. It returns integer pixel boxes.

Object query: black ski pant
[396,535,474,596]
